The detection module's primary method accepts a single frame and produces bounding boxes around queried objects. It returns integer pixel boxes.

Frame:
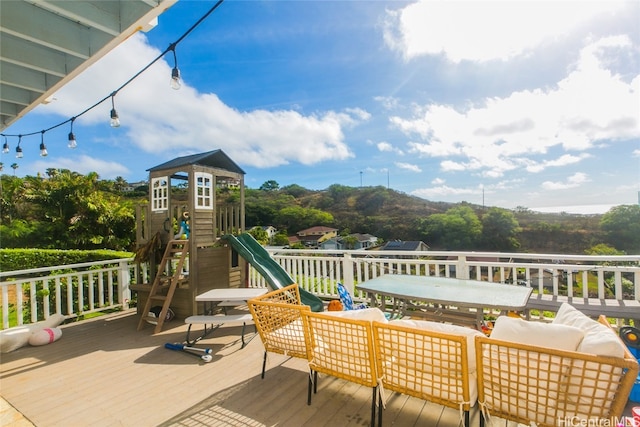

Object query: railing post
[118,260,131,309]
[456,255,469,280]
[342,252,355,292]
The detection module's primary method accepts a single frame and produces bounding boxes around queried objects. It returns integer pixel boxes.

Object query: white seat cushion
[552,302,625,357]
[264,319,307,355]
[552,303,627,411]
[389,319,483,372]
[490,315,584,351]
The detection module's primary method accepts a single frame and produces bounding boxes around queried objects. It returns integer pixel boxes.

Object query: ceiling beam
[0,1,112,59]
[0,34,84,78]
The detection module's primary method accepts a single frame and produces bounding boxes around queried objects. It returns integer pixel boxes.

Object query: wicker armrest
[247,284,311,373]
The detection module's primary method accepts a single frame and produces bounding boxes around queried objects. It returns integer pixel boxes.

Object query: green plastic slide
[222,233,324,312]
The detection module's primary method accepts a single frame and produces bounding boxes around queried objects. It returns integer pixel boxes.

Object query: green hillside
[240,183,637,255]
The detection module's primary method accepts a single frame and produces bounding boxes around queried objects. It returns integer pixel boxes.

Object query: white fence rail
[253,249,640,322]
[256,249,640,299]
[0,259,141,329]
[2,250,639,329]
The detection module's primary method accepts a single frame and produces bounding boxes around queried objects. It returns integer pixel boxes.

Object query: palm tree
[114,176,128,192]
[11,163,18,176]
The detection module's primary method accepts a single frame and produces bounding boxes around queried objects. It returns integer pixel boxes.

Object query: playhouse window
[151,177,168,212]
[195,172,213,209]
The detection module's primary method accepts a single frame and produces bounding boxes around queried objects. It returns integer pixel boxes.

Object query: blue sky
[2,0,639,214]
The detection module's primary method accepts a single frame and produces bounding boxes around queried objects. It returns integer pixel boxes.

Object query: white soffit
[0,0,178,130]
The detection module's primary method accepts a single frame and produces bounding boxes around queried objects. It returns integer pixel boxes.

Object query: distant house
[123,180,147,192]
[292,226,338,247]
[248,225,278,244]
[319,237,341,250]
[319,233,379,250]
[380,240,429,252]
[249,225,277,241]
[350,233,378,249]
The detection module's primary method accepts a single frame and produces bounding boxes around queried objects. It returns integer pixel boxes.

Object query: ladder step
[138,239,189,333]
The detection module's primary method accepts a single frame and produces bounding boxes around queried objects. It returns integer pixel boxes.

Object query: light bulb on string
[68,118,77,148]
[171,67,181,90]
[39,131,48,157]
[16,136,23,159]
[110,94,120,128]
[2,136,9,153]
[170,45,182,90]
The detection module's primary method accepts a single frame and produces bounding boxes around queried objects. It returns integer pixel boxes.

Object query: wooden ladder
[137,239,189,334]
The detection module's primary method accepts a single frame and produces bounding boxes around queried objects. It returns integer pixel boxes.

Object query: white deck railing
[256,248,640,300]
[2,250,639,329]
[0,259,142,329]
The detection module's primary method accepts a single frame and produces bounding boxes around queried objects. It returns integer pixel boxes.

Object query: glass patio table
[357,274,533,327]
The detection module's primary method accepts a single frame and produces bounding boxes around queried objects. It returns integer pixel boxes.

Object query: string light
[68,118,77,148]
[39,131,48,157]
[0,0,225,157]
[109,93,121,128]
[16,136,23,158]
[170,44,182,90]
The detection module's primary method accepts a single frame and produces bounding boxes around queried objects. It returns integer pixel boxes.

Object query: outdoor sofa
[248,285,639,427]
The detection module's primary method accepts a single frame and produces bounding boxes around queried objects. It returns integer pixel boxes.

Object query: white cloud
[411,184,478,198]
[394,36,639,177]
[541,172,590,190]
[383,0,628,63]
[377,141,404,155]
[431,177,445,185]
[525,153,591,173]
[395,162,422,172]
[374,95,400,110]
[377,142,394,152]
[35,34,360,168]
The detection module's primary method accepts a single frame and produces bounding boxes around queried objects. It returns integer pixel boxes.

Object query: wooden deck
[1,310,637,427]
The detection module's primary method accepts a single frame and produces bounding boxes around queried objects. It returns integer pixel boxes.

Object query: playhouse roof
[147,149,246,174]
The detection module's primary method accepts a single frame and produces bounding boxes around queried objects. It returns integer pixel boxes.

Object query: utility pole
[360,171,363,187]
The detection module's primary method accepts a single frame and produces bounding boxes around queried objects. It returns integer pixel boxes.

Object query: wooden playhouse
[131,149,247,331]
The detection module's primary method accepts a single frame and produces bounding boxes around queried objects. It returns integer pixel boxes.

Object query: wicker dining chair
[372,320,479,427]
[247,284,311,381]
[301,310,381,427]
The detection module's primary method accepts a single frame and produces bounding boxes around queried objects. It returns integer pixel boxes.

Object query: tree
[585,243,624,256]
[273,232,290,246]
[10,163,18,175]
[9,169,135,250]
[280,184,309,198]
[342,235,358,249]
[259,180,279,191]
[276,206,334,233]
[420,206,482,250]
[481,207,521,250]
[113,176,128,192]
[600,205,640,254]
[248,227,269,245]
